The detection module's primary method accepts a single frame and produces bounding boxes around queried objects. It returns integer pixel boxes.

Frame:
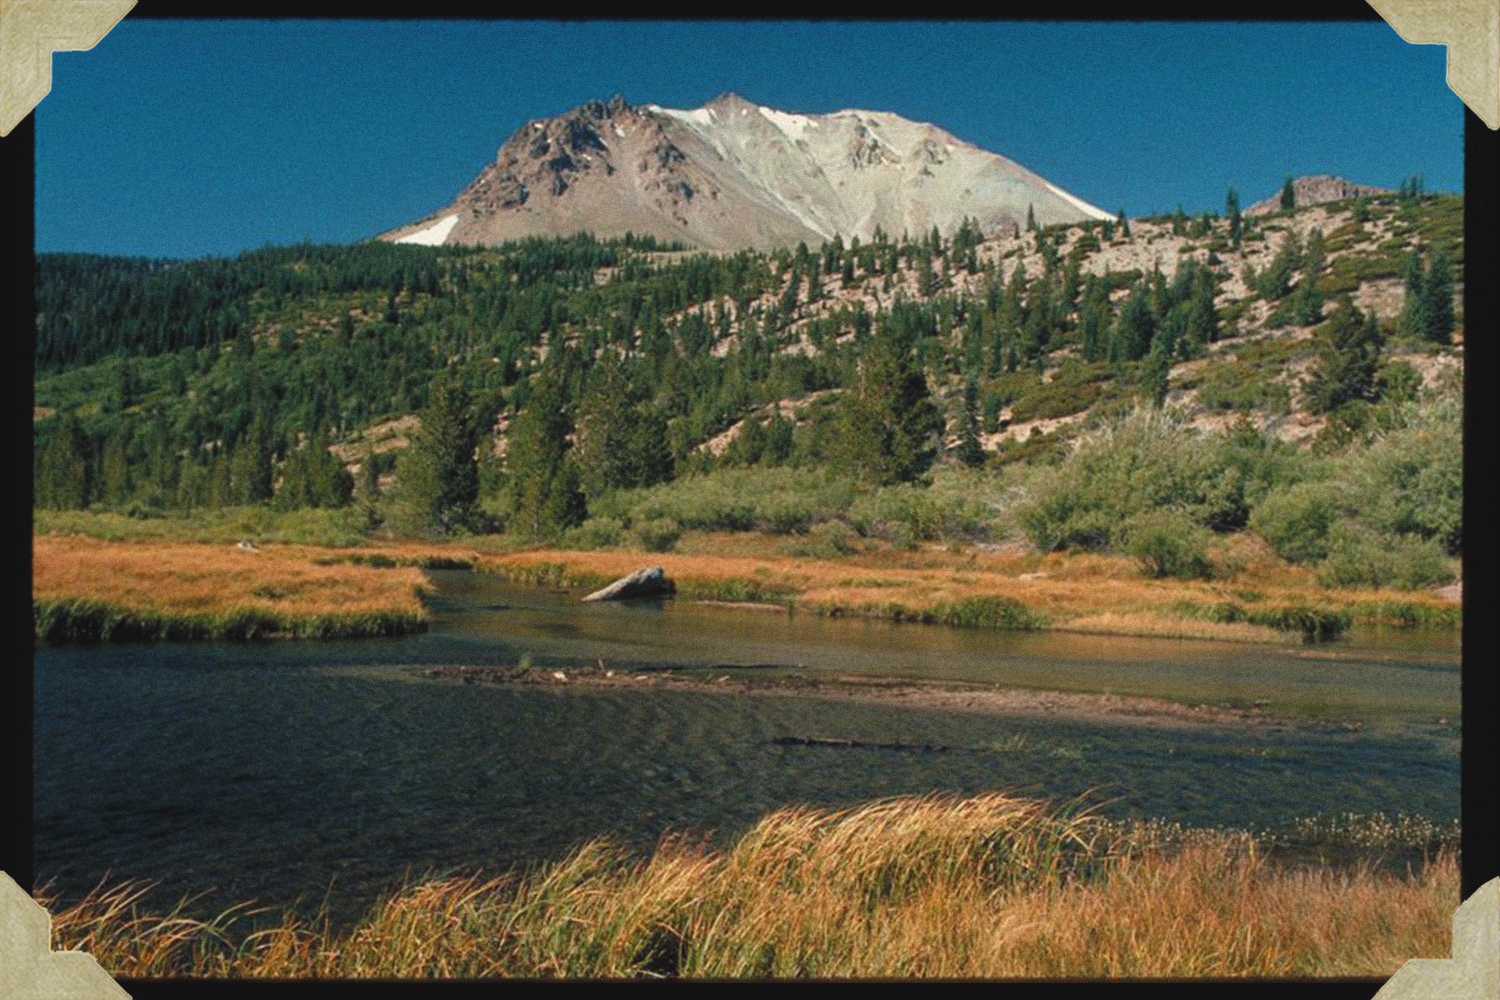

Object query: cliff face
[382,94,1113,251]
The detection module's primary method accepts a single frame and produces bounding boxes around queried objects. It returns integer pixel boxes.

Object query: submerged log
[582,566,676,602]
[771,736,953,753]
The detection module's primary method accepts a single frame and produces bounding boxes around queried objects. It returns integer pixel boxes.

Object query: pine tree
[1294,270,1324,326]
[729,415,768,466]
[1422,250,1455,344]
[1306,299,1383,414]
[1280,176,1297,213]
[504,367,583,536]
[540,458,587,533]
[1026,204,1037,232]
[37,416,92,510]
[576,354,669,497]
[1399,250,1430,340]
[395,372,485,534]
[98,429,131,507]
[1114,282,1155,362]
[956,376,985,468]
[1079,278,1108,363]
[230,418,274,505]
[207,447,232,508]
[764,409,795,466]
[837,329,942,485]
[304,431,354,509]
[1186,267,1220,348]
[356,445,382,527]
[1143,340,1172,408]
[1118,209,1131,239]
[111,356,137,414]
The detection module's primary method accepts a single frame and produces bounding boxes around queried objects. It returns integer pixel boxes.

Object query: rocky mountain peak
[385,94,1115,250]
[1246,174,1390,216]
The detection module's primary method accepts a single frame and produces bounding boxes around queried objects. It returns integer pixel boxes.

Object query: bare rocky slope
[380,93,1113,251]
[1246,174,1390,217]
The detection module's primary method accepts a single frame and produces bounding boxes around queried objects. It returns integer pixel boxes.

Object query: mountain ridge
[381,94,1113,251]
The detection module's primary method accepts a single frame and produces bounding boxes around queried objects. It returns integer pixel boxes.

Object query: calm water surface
[34,571,1460,925]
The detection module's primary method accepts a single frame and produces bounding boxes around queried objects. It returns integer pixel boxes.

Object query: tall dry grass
[33,536,431,641]
[477,546,1419,642]
[39,794,1458,979]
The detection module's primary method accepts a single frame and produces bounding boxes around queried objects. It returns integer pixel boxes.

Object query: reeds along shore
[32,529,1457,646]
[31,535,431,642]
[40,793,1459,979]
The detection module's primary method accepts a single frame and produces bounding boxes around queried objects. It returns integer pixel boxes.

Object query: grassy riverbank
[40,793,1459,978]
[33,517,1457,644]
[32,535,431,642]
[470,538,1456,642]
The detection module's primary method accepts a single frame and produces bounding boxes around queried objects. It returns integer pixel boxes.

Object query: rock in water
[582,566,675,602]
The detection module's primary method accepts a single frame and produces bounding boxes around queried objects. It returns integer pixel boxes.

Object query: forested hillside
[34,185,1463,591]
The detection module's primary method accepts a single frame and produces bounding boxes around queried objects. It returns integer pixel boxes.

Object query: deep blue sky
[35,20,1465,260]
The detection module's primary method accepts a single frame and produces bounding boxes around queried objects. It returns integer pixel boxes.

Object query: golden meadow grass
[472,539,1445,642]
[38,793,1460,978]
[33,535,431,641]
[34,526,1455,644]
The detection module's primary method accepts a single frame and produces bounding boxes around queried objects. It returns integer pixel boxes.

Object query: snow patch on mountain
[1044,181,1113,221]
[396,214,460,246]
[759,107,818,143]
[649,104,714,129]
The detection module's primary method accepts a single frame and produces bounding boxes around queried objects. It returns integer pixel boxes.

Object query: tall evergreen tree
[956,376,985,468]
[98,429,132,507]
[1143,340,1172,408]
[1280,176,1297,212]
[1294,271,1324,326]
[1399,249,1430,340]
[1113,282,1155,362]
[1079,277,1108,363]
[836,329,942,485]
[1306,298,1383,414]
[575,354,672,498]
[504,367,584,536]
[394,372,485,534]
[207,447,232,508]
[37,416,92,510]
[1422,250,1455,344]
[230,418,273,505]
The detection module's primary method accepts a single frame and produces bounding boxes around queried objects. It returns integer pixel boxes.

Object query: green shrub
[1337,393,1461,554]
[926,595,1047,630]
[1015,408,1258,551]
[632,518,682,553]
[1249,481,1342,564]
[561,517,625,551]
[1121,509,1214,580]
[592,467,857,535]
[1009,380,1102,423]
[1244,604,1351,641]
[784,521,856,558]
[1316,524,1456,590]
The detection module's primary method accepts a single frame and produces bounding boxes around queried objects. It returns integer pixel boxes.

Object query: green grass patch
[1170,599,1350,641]
[34,507,371,548]
[814,595,1046,631]
[676,577,800,603]
[312,552,476,570]
[34,597,428,643]
[477,560,615,591]
[1351,600,1460,628]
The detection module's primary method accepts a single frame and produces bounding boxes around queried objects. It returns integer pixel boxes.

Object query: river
[33,570,1460,926]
